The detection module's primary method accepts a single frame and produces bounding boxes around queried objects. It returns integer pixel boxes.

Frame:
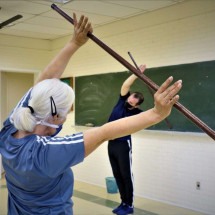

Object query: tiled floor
[0,174,207,215]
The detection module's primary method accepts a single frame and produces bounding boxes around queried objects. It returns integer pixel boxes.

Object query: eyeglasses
[50,96,57,116]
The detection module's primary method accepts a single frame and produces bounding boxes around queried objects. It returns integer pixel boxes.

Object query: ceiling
[0,0,184,40]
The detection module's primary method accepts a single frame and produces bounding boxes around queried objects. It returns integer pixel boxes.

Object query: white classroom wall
[0,0,215,214]
[0,34,51,72]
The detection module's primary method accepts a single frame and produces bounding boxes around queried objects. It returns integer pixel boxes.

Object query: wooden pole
[51,4,215,141]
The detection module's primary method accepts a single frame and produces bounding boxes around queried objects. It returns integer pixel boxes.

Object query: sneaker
[116,204,134,215]
[112,203,125,214]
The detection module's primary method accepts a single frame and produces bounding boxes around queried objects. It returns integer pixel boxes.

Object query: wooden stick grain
[51,4,215,141]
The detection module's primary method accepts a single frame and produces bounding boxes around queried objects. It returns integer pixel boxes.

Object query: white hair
[11,79,75,132]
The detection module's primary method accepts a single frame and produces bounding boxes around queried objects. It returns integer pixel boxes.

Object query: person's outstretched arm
[83,76,182,157]
[121,64,146,96]
[36,13,93,84]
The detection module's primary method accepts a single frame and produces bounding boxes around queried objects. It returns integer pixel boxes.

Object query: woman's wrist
[69,40,82,48]
[152,107,167,122]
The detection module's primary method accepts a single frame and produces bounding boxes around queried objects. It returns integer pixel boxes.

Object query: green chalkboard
[75,60,215,132]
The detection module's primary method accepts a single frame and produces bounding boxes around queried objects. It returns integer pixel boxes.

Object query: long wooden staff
[51,4,215,141]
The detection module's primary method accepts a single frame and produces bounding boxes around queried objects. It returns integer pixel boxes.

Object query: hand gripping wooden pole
[51,4,215,141]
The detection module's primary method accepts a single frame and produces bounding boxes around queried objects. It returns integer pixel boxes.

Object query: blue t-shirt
[0,89,85,215]
[108,92,142,141]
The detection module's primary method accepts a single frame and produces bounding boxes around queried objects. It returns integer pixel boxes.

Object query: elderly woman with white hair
[0,13,182,215]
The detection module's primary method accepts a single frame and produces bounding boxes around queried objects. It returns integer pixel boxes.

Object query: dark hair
[133,92,144,105]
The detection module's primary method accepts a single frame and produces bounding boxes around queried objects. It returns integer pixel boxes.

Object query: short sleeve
[120,92,130,100]
[34,132,85,177]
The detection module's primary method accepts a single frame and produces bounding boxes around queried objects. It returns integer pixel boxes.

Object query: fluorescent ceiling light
[52,0,72,4]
